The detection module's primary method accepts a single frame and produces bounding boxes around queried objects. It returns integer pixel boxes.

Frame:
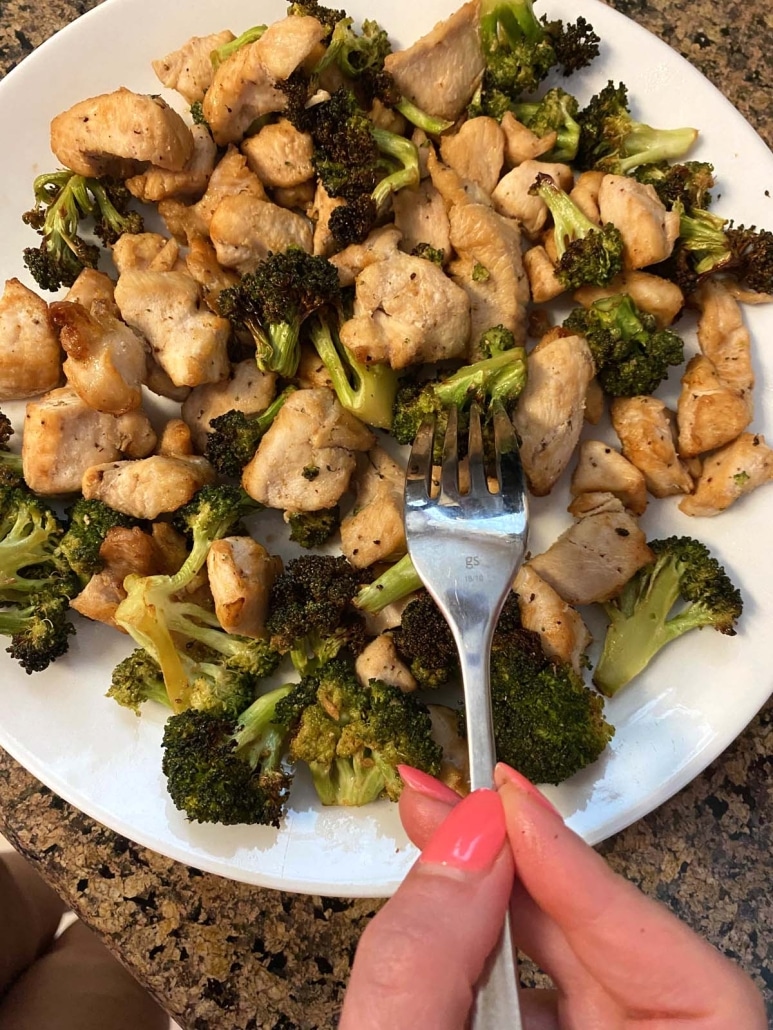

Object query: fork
[404,403,528,1029]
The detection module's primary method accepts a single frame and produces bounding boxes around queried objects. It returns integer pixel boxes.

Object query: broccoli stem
[394,97,453,135]
[532,173,598,260]
[480,0,544,48]
[310,755,387,806]
[354,553,422,614]
[210,25,267,68]
[232,685,294,766]
[434,349,527,409]
[616,125,700,175]
[370,128,420,209]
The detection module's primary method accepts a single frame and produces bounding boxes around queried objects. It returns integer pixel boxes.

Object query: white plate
[0,0,772,897]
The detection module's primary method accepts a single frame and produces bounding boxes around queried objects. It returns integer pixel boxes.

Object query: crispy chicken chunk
[611,396,694,498]
[82,455,216,519]
[679,433,773,517]
[677,354,753,458]
[241,387,374,511]
[209,193,313,274]
[63,269,118,316]
[206,536,283,639]
[181,360,278,452]
[329,226,402,287]
[112,232,181,275]
[22,385,156,495]
[512,334,595,496]
[114,270,230,388]
[569,170,605,223]
[392,180,451,259]
[152,30,236,104]
[522,244,565,304]
[570,439,648,516]
[694,279,754,400]
[70,526,160,629]
[241,119,314,189]
[597,174,680,270]
[355,634,417,693]
[500,112,557,166]
[310,182,347,258]
[439,117,505,196]
[513,566,592,675]
[185,235,240,312]
[574,270,685,328]
[125,124,217,203]
[340,446,406,569]
[50,88,194,179]
[492,161,574,237]
[0,278,61,400]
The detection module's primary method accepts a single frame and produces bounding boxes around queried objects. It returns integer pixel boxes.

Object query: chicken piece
[383,1,485,122]
[144,356,191,403]
[530,494,654,605]
[206,536,283,639]
[70,526,160,629]
[114,270,230,388]
[694,279,754,400]
[156,419,194,457]
[82,455,216,519]
[340,446,406,569]
[584,377,604,426]
[677,354,753,458]
[241,119,314,189]
[209,193,313,274]
[500,112,557,167]
[0,278,61,400]
[181,361,278,453]
[427,146,493,210]
[272,181,317,211]
[513,566,592,675]
[50,300,147,415]
[368,98,407,135]
[491,161,574,237]
[329,226,402,287]
[203,16,327,145]
[597,174,680,270]
[112,232,179,275]
[392,180,451,259]
[512,334,595,496]
[241,387,374,511]
[22,385,156,495]
[439,117,505,196]
[152,30,236,104]
[522,244,564,304]
[63,268,118,316]
[574,270,685,328]
[339,250,470,369]
[427,705,469,796]
[185,235,240,312]
[125,124,217,203]
[679,433,773,517]
[610,396,694,498]
[50,88,194,179]
[355,634,417,693]
[361,596,416,637]
[569,170,605,223]
[310,181,347,258]
[296,345,334,390]
[569,439,647,516]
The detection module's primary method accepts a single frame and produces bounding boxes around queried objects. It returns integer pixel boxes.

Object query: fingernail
[494,763,563,820]
[398,764,460,804]
[419,789,506,873]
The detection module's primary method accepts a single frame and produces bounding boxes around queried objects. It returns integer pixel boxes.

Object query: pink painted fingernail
[419,789,506,873]
[398,765,461,804]
[494,763,563,819]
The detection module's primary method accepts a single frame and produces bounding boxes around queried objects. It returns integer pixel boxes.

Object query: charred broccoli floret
[512,87,581,162]
[392,592,460,688]
[0,592,74,675]
[0,412,22,488]
[593,536,743,697]
[107,649,171,715]
[205,386,296,478]
[287,507,341,549]
[631,160,715,211]
[288,0,346,34]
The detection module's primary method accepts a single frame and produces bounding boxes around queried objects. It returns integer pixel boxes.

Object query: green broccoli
[315,16,391,77]
[218,249,342,378]
[512,87,581,162]
[287,507,341,549]
[107,649,172,715]
[161,684,298,826]
[529,171,624,289]
[288,0,346,34]
[209,25,267,69]
[353,552,423,616]
[0,411,22,488]
[205,386,296,478]
[631,161,715,211]
[593,536,743,697]
[0,484,67,603]
[0,592,74,674]
[54,497,137,590]
[391,592,460,688]
[575,81,698,174]
[563,294,684,396]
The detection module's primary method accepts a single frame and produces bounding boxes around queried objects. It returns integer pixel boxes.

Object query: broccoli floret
[392,592,460,688]
[563,294,684,396]
[315,16,391,77]
[576,81,698,174]
[593,536,743,697]
[410,243,445,266]
[529,172,624,288]
[218,248,342,378]
[288,0,346,34]
[205,386,296,478]
[353,552,423,615]
[287,507,341,549]
[477,324,517,357]
[161,684,298,826]
[0,592,74,674]
[631,161,715,211]
[541,13,600,76]
[55,497,137,590]
[210,25,267,69]
[0,484,68,603]
[107,649,172,715]
[512,87,581,162]
[190,100,208,126]
[87,179,144,247]
[284,657,442,806]
[0,412,22,487]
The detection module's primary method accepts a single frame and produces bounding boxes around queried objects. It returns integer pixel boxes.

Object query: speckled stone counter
[1,2,772,1028]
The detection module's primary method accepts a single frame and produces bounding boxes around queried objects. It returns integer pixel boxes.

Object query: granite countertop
[1,2,772,1027]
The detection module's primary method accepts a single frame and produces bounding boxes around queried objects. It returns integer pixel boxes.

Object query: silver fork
[404,403,528,1029]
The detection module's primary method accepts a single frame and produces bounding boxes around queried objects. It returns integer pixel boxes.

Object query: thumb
[340,789,514,1030]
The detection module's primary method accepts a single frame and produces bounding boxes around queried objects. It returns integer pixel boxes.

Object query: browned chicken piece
[82,454,216,519]
[242,388,374,511]
[574,270,685,328]
[530,494,654,605]
[570,439,648,516]
[679,433,773,517]
[296,345,334,390]
[522,244,564,304]
[427,705,469,796]
[500,112,556,166]
[566,490,637,518]
[339,250,470,369]
[512,334,595,496]
[125,125,217,203]
[114,270,230,388]
[569,170,605,223]
[203,16,327,145]
[70,525,160,630]
[383,1,485,122]
[329,225,402,287]
[677,354,753,458]
[597,174,680,269]
[185,235,240,313]
[439,117,505,195]
[22,385,156,495]
[156,418,194,457]
[0,278,62,400]
[144,356,191,403]
[392,180,451,259]
[368,98,407,135]
[50,88,194,179]
[112,232,180,275]
[181,360,278,453]
[492,161,574,237]
[610,396,694,498]
[63,268,118,316]
[427,145,493,210]
[361,595,416,637]
[355,635,417,693]
[241,119,314,188]
[50,300,147,415]
[206,536,283,639]
[340,446,406,569]
[272,181,316,211]
[310,181,347,258]
[513,566,592,675]
[152,30,236,104]
[209,193,313,274]
[694,279,754,400]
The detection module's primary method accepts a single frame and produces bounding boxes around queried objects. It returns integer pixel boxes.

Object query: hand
[340,764,766,1029]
